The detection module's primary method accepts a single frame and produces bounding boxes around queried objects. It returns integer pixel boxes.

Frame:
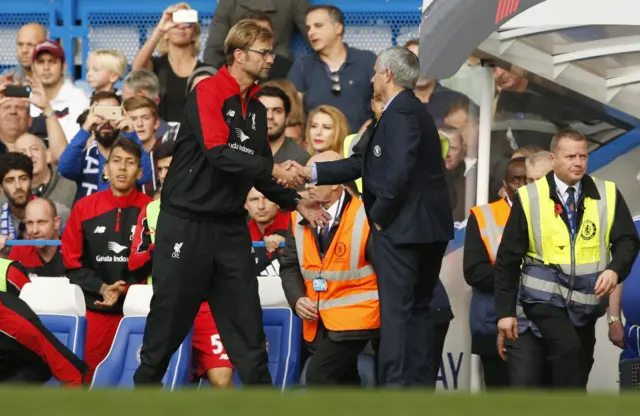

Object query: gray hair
[123,69,160,100]
[377,46,420,90]
[526,151,552,169]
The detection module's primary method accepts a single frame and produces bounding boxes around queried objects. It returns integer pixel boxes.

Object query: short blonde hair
[224,19,273,66]
[89,49,128,78]
[157,2,201,57]
[123,96,158,119]
[305,105,349,156]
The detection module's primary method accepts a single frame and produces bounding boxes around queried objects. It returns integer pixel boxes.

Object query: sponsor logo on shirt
[94,226,106,234]
[235,128,250,142]
[228,142,255,155]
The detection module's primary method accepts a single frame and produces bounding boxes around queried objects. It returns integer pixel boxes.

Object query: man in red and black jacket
[62,138,152,383]
[134,20,329,387]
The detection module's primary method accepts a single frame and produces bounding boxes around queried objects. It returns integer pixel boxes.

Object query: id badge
[313,276,327,292]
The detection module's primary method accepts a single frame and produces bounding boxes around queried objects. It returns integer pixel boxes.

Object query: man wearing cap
[30,40,89,142]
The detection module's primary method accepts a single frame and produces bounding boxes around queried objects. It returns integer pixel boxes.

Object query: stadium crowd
[0,0,639,389]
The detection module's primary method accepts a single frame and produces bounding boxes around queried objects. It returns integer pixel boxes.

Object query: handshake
[272,161,312,189]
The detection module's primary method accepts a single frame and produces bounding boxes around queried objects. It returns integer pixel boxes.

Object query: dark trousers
[505,331,553,388]
[425,321,450,387]
[522,303,596,389]
[134,211,271,386]
[0,292,87,385]
[371,228,447,387]
[305,337,370,386]
[480,355,509,389]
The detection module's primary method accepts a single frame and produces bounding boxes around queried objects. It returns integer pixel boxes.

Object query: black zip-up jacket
[62,189,152,314]
[494,172,640,319]
[161,65,300,220]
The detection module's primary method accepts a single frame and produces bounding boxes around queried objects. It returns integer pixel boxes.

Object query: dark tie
[566,187,577,237]
[319,224,330,258]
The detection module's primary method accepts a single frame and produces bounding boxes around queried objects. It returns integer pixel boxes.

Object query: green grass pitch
[0,388,632,416]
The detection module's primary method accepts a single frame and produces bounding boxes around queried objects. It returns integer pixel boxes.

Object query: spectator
[444,97,479,173]
[1,23,47,80]
[513,145,544,159]
[13,133,75,221]
[246,187,290,275]
[255,86,309,166]
[132,3,206,123]
[305,105,348,156]
[0,153,34,246]
[0,98,31,152]
[86,49,128,93]
[525,151,553,183]
[153,140,174,186]
[439,125,466,222]
[185,66,217,94]
[203,0,309,69]
[30,40,89,142]
[262,79,306,146]
[8,198,64,277]
[236,10,294,81]
[57,91,153,202]
[288,5,376,133]
[121,69,172,141]
[404,39,468,126]
[62,138,152,383]
[123,96,161,196]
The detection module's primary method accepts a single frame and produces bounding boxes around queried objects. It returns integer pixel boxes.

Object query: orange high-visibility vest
[470,198,511,263]
[291,197,379,342]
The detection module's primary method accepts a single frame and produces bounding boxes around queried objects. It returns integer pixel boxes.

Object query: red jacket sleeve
[128,204,153,274]
[6,262,31,296]
[62,201,105,295]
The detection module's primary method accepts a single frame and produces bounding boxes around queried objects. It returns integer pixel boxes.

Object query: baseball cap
[32,39,65,62]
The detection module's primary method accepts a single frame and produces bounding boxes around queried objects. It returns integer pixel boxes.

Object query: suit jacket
[280,191,377,343]
[316,90,453,245]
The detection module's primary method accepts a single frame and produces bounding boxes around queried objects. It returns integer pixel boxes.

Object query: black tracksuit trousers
[134,210,271,386]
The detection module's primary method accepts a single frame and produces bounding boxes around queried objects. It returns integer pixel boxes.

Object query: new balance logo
[172,242,183,259]
[94,226,106,234]
[226,109,236,117]
[108,241,128,254]
[495,0,520,24]
[235,128,250,142]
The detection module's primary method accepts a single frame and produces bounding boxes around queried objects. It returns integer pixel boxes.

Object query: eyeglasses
[246,48,276,60]
[329,71,341,95]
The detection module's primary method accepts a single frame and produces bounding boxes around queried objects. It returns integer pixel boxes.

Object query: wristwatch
[43,107,55,118]
[607,316,621,325]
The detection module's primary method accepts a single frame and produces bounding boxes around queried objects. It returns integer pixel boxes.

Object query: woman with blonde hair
[261,79,306,146]
[133,2,206,122]
[305,105,349,156]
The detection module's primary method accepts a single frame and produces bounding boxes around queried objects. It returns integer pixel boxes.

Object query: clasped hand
[273,161,311,189]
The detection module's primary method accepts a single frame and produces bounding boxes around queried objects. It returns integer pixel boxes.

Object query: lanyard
[555,186,579,237]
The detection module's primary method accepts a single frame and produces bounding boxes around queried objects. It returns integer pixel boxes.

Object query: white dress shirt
[318,190,345,234]
[554,173,581,204]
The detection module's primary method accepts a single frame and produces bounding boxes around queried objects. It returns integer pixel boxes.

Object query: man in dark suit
[287,46,453,387]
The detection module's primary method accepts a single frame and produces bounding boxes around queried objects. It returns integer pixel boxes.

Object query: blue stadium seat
[219,308,301,391]
[19,281,88,386]
[91,316,193,390]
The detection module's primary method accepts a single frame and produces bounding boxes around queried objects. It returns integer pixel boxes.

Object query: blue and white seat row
[19,275,302,389]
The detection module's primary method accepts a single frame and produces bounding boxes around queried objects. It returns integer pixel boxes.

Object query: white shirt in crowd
[30,78,90,142]
[554,173,581,203]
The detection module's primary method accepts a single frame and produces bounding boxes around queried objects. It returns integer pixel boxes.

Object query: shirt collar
[383,92,401,113]
[505,195,512,207]
[554,173,581,198]
[319,190,345,231]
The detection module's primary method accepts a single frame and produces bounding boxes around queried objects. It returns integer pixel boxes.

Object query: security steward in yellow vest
[280,151,379,386]
[494,129,640,388]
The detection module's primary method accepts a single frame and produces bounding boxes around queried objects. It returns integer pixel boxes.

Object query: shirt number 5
[211,334,224,354]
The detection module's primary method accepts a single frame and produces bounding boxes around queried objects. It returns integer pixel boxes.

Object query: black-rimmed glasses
[246,48,276,59]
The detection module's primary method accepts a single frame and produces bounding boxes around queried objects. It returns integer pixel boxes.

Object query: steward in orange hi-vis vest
[291,195,380,342]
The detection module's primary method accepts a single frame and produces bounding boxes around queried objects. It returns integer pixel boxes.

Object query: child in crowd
[86,49,128,92]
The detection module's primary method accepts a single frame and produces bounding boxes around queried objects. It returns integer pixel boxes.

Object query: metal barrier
[5,240,281,248]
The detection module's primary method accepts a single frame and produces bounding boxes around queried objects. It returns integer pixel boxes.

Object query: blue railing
[5,240,282,248]
[0,0,423,78]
